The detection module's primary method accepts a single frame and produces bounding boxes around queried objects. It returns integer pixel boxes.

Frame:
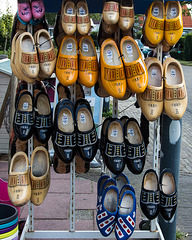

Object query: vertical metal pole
[150,44,163,232]
[28,83,34,232]
[159,115,181,239]
[27,24,34,232]
[113,98,118,118]
[70,84,76,232]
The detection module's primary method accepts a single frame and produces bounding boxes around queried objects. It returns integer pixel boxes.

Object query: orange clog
[137,57,163,121]
[78,35,98,88]
[142,0,165,47]
[164,1,183,46]
[120,36,148,94]
[163,57,187,120]
[118,0,135,31]
[56,35,78,86]
[100,39,126,99]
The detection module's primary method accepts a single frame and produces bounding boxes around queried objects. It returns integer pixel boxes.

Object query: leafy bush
[170,50,184,60]
[184,34,192,61]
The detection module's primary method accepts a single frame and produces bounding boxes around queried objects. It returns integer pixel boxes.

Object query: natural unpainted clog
[15,32,39,83]
[30,146,50,206]
[118,0,134,31]
[76,0,91,35]
[163,57,187,120]
[103,0,119,25]
[34,29,56,79]
[137,57,163,121]
[61,0,76,35]
[8,152,31,207]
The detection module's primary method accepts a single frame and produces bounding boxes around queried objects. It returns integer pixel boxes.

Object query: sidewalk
[0,160,142,239]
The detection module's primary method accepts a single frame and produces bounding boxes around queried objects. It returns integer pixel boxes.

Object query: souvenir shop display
[7,0,185,239]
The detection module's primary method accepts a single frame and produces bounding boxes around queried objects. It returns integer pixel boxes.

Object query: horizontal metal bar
[25,230,160,239]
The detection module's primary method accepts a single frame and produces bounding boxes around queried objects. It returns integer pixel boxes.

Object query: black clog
[75,98,98,162]
[13,91,34,141]
[52,99,76,164]
[34,91,53,143]
[124,118,146,174]
[140,169,160,220]
[100,117,112,159]
[103,118,126,175]
[159,168,177,222]
[120,115,129,127]
[57,82,71,100]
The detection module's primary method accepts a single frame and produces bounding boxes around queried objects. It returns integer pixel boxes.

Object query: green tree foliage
[45,12,57,26]
[90,13,102,22]
[0,4,13,54]
[133,14,143,39]
[184,34,192,61]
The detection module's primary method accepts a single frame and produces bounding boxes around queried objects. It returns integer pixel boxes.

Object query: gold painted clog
[56,35,78,86]
[164,1,183,46]
[143,0,165,47]
[100,38,126,99]
[78,35,98,88]
[120,36,148,93]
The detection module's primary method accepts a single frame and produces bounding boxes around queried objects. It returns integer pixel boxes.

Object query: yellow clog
[78,35,98,88]
[56,35,78,86]
[138,57,163,121]
[143,0,165,47]
[120,36,148,93]
[100,39,126,99]
[163,57,187,120]
[164,1,183,46]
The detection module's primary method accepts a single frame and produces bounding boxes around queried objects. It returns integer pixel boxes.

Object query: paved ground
[0,65,191,240]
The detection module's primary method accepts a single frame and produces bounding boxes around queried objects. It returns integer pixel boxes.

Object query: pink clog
[31,0,45,19]
[17,0,32,23]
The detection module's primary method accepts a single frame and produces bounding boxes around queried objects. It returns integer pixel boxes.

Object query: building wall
[0,72,10,154]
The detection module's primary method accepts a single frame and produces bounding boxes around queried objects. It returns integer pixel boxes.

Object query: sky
[1,0,17,16]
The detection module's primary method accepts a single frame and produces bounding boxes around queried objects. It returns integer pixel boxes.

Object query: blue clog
[97,185,119,237]
[115,190,136,240]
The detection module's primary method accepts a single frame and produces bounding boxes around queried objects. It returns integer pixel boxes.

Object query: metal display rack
[20,46,165,240]
[17,4,165,238]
